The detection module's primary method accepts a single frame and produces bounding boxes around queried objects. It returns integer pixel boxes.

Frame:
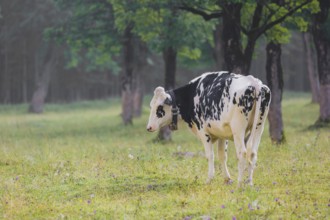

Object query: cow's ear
[164,97,172,105]
[154,87,165,95]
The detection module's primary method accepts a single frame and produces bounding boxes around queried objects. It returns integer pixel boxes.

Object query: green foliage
[48,0,216,72]
[65,47,121,74]
[46,0,322,74]
[262,0,320,44]
[178,42,215,70]
[266,24,291,44]
[233,0,320,44]
[130,0,215,60]
[48,0,121,73]
[85,49,121,74]
[0,93,329,219]
[178,47,201,60]
[182,0,320,51]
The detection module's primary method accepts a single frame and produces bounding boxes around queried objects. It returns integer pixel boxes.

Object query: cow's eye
[156,105,165,118]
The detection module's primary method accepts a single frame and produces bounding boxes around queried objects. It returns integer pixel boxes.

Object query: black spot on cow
[260,86,271,118]
[233,92,237,105]
[205,134,211,143]
[255,86,271,129]
[224,77,233,99]
[171,79,200,129]
[156,105,165,118]
[238,86,256,117]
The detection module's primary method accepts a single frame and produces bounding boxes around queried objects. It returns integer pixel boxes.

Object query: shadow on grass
[65,175,201,199]
[106,178,195,196]
[307,118,330,130]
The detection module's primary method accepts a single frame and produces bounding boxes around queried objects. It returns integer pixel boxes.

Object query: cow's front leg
[202,137,214,183]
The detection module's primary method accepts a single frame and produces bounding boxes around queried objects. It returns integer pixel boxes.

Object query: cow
[146,71,271,186]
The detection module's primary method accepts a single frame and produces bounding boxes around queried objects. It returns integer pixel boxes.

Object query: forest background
[0,0,329,143]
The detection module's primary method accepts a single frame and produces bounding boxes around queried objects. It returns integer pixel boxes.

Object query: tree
[311,0,330,124]
[50,0,147,124]
[29,43,59,113]
[133,41,149,117]
[121,24,135,125]
[27,1,63,113]
[266,42,284,143]
[263,0,296,144]
[112,3,150,124]
[129,0,214,140]
[180,0,317,75]
[158,8,179,141]
[263,0,319,143]
[181,0,319,144]
[212,21,225,70]
[302,31,320,103]
[0,0,60,105]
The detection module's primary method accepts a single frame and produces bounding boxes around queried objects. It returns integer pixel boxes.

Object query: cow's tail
[246,80,263,165]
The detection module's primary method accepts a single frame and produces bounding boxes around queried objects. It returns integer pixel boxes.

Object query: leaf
[178,47,201,60]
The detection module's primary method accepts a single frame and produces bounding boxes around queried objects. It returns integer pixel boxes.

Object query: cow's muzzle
[147,126,155,132]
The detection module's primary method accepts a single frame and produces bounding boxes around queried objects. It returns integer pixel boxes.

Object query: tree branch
[248,2,264,36]
[178,4,222,21]
[220,3,249,35]
[254,0,312,38]
[261,7,279,31]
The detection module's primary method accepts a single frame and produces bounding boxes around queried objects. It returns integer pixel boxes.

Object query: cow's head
[146,87,173,132]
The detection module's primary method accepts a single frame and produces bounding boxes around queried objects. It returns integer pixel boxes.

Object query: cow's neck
[170,80,199,129]
[166,90,179,130]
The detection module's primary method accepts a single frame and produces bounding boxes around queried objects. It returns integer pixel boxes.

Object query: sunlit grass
[0,92,329,219]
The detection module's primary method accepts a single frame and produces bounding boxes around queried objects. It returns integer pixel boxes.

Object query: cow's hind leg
[233,133,247,187]
[246,102,270,186]
[246,124,265,186]
[218,139,231,184]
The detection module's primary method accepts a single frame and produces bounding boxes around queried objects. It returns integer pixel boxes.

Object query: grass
[0,92,329,219]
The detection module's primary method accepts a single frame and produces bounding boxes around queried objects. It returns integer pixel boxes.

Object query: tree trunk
[221,3,246,75]
[29,44,57,113]
[1,23,11,103]
[121,25,135,125]
[158,46,177,141]
[213,20,225,70]
[133,73,144,117]
[266,42,285,144]
[302,32,320,103]
[23,38,28,103]
[312,0,330,124]
[164,47,177,90]
[133,40,148,117]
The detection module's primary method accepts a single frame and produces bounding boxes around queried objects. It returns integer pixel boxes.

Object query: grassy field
[0,92,329,219]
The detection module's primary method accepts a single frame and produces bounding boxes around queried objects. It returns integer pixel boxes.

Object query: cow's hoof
[206,178,213,184]
[224,178,233,185]
[237,181,244,188]
[245,178,253,186]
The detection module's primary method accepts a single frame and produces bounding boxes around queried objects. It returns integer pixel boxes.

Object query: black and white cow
[147,71,271,186]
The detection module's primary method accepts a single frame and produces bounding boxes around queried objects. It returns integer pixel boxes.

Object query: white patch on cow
[189,71,229,84]
[193,96,200,108]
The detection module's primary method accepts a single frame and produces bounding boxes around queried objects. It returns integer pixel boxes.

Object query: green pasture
[0,93,329,219]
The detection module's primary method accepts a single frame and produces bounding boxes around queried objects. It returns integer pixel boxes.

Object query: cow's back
[191,72,261,139]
